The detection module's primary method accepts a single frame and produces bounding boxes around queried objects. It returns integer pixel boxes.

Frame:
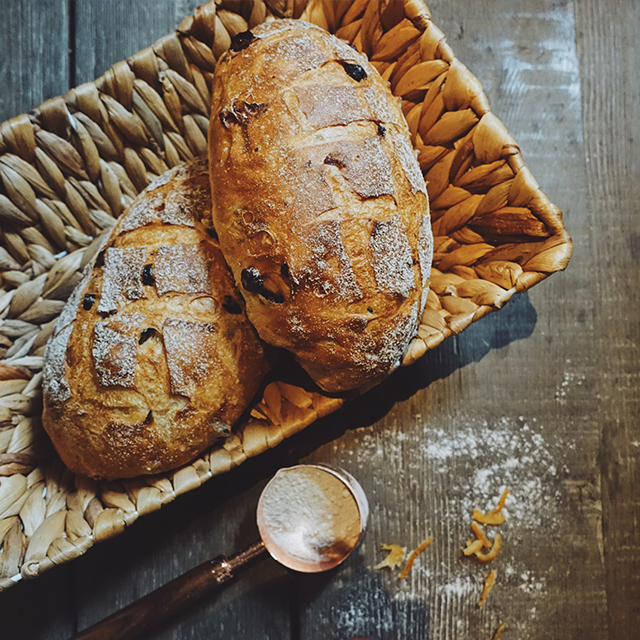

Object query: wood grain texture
[574,1,640,638]
[0,2,74,638]
[74,0,203,85]
[0,0,638,638]
[0,0,69,122]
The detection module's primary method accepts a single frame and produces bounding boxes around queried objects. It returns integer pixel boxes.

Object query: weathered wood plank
[0,2,72,636]
[574,1,640,638]
[0,0,70,122]
[0,566,76,640]
[74,0,204,85]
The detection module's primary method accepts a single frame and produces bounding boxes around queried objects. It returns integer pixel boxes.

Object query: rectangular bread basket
[0,0,572,589]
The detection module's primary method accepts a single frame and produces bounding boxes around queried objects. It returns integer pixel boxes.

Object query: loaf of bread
[208,20,432,393]
[42,158,270,479]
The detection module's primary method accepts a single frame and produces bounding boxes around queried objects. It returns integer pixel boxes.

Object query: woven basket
[0,0,571,590]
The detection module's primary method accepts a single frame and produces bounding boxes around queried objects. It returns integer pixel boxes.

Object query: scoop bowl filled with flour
[257,464,369,573]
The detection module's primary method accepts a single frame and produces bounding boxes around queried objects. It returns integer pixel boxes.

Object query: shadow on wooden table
[293,553,431,640]
[284,290,537,456]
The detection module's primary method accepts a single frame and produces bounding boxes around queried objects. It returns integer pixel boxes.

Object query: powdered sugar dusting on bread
[280,147,338,217]
[120,159,210,232]
[295,85,368,129]
[108,311,146,335]
[161,186,206,227]
[155,244,212,295]
[326,137,396,199]
[369,215,415,298]
[361,86,402,126]
[303,219,362,301]
[261,32,329,82]
[93,320,139,388]
[143,168,175,193]
[163,318,222,398]
[377,301,419,370]
[393,133,427,195]
[43,323,74,402]
[348,301,419,377]
[418,213,434,287]
[330,37,367,65]
[119,191,164,232]
[98,247,146,313]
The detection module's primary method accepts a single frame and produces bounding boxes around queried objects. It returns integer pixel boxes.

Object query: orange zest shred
[491,489,510,515]
[250,405,267,420]
[472,489,510,526]
[374,543,406,570]
[491,622,506,640]
[399,537,434,579]
[477,568,497,606]
[472,509,506,526]
[475,533,502,563]
[471,522,492,548]
[463,539,484,556]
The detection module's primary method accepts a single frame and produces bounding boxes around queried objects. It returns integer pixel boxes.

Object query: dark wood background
[0,1,638,638]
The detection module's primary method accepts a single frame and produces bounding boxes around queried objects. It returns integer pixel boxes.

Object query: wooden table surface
[0,1,638,639]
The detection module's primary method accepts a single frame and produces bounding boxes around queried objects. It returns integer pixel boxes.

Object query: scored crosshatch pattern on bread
[208,19,432,393]
[0,0,572,589]
[41,159,273,480]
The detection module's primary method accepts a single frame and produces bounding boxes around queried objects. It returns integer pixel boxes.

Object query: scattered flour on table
[555,370,587,404]
[333,413,576,639]
[425,415,569,636]
[418,415,571,530]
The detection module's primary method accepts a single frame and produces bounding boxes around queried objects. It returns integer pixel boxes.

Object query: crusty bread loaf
[208,20,432,393]
[42,158,270,479]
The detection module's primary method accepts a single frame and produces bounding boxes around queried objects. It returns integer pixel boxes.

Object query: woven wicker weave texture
[0,0,571,590]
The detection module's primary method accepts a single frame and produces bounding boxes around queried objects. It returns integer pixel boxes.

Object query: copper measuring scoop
[71,464,369,640]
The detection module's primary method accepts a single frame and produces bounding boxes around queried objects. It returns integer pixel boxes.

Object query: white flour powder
[260,466,361,565]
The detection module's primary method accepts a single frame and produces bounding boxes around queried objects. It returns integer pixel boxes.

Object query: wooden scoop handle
[71,540,267,640]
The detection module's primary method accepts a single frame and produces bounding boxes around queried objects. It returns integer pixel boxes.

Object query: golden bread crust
[42,158,270,479]
[209,20,432,392]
